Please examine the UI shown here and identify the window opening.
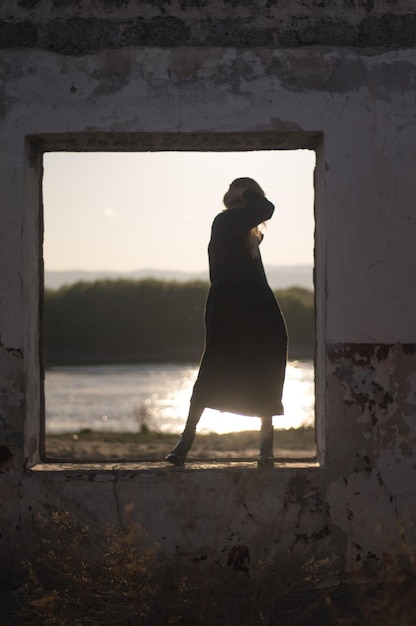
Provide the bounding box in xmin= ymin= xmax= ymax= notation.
xmin=42 ymin=148 xmax=317 ymax=463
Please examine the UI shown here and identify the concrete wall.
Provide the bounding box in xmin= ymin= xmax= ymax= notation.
xmin=1 ymin=1 xmax=416 ymax=584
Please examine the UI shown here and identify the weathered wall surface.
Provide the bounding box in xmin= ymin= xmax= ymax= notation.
xmin=1 ymin=1 xmax=416 ymax=585
xmin=2 ymin=0 xmax=416 ymax=52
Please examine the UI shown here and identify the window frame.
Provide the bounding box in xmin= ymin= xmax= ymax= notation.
xmin=23 ymin=131 xmax=324 ymax=468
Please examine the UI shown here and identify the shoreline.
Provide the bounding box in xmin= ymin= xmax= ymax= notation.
xmin=45 ymin=427 xmax=316 ymax=461
xmin=45 ymin=350 xmax=314 ymax=368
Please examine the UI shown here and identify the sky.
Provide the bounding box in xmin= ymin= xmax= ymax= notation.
xmin=42 ymin=150 xmax=316 ymax=273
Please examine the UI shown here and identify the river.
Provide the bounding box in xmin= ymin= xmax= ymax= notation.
xmin=45 ymin=359 xmax=314 ymax=435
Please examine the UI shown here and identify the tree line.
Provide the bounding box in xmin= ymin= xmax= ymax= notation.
xmin=44 ymin=279 xmax=315 ymax=365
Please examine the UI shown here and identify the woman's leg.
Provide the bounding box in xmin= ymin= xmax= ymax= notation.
xmin=258 ymin=415 xmax=274 ymax=468
xmin=165 ymin=403 xmax=204 ymax=466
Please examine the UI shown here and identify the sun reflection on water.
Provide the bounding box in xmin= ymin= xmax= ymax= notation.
xmin=156 ymin=360 xmax=314 ymax=434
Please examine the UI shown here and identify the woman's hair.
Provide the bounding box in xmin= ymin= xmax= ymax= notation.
xmin=223 ymin=177 xmax=266 ymax=258
xmin=223 ymin=177 xmax=265 ymax=209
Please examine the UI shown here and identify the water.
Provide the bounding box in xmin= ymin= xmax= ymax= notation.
xmin=45 ymin=360 xmax=314 ymax=435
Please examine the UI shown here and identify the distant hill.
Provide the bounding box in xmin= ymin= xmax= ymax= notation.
xmin=44 ymin=265 xmax=314 ymax=291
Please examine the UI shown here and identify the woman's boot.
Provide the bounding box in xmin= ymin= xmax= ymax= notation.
xmin=165 ymin=429 xmax=196 ymax=466
xmin=165 ymin=404 xmax=202 ymax=466
xmin=258 ymin=417 xmax=274 ymax=468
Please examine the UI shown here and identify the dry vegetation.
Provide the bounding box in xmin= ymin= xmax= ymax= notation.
xmin=3 ymin=509 xmax=416 ymax=625
xmin=45 ymin=427 xmax=316 ymax=462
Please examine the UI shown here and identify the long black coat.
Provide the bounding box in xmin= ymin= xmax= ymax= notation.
xmin=191 ymin=188 xmax=288 ymax=417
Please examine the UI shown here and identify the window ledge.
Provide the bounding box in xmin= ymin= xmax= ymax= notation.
xmin=29 ymin=459 xmax=320 ymax=473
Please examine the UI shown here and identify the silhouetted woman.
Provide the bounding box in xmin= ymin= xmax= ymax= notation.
xmin=166 ymin=178 xmax=288 ymax=467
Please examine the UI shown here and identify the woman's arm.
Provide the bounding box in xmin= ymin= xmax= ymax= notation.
xmin=212 ymin=188 xmax=275 ymax=238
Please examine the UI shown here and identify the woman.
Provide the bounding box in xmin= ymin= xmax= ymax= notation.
xmin=166 ymin=177 xmax=288 ymax=467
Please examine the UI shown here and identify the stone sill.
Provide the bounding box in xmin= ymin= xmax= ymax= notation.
xmin=30 ymin=460 xmax=320 ymax=473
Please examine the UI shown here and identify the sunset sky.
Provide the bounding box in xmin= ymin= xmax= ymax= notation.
xmin=42 ymin=149 xmax=316 ymax=273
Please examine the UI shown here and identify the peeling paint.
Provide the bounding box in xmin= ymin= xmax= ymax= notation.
xmin=0 ymin=446 xmax=12 ymax=466
xmin=0 ymin=342 xmax=25 ymax=452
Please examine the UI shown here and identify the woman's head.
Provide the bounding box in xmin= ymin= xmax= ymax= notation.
xmin=230 ymin=177 xmax=265 ymax=194
xmin=222 ymin=177 xmax=267 ymax=257
xmin=223 ymin=177 xmax=265 ymax=209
